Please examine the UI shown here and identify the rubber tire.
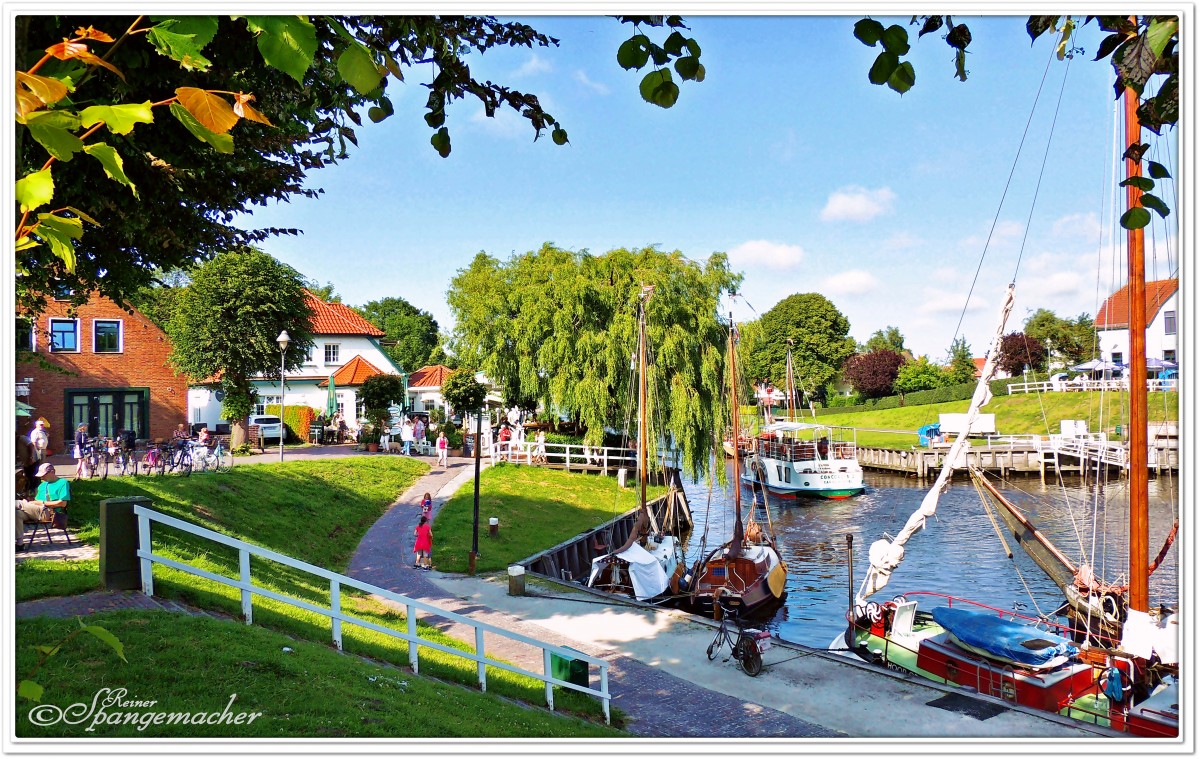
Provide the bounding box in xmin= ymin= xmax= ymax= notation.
xmin=154 ymin=452 xmax=166 ymax=477
xmin=98 ymin=453 xmax=109 ymax=480
xmin=736 ymin=638 xmax=763 ymax=677
xmin=178 ymin=451 xmax=192 ymax=476
xmin=707 ymin=636 xmax=721 ymax=661
xmin=217 ymin=453 xmax=232 ymax=473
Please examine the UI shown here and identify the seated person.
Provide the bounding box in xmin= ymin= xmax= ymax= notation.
xmin=196 ymin=427 xmax=213 ymax=449
xmin=171 ymin=423 xmax=191 ymax=450
xmin=17 ymin=463 xmax=70 ymax=550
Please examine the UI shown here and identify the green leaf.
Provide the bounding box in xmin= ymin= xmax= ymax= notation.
xmin=1148 ymin=160 xmax=1171 ymax=179
xmin=80 ymin=622 xmax=127 ymax=662
xmin=1120 ymin=176 xmax=1155 ymax=191
xmin=430 ymin=126 xmax=451 ymax=158
xmin=33 ymin=644 xmax=61 ymax=656
xmin=1139 ymin=193 xmax=1170 ymax=218
xmin=674 ymin=55 xmax=701 ymax=81
xmin=38 ymin=213 xmax=84 ymax=241
xmin=1120 ymin=207 xmax=1151 ymax=229
xmin=887 ymin=61 xmax=916 ymax=94
xmin=146 ymin=25 xmax=213 ymax=70
xmin=879 ymin=25 xmax=911 ymax=55
xmin=552 ymin=127 xmax=568 ymax=146
xmin=25 ymin=116 xmax=84 ymax=162
xmin=243 ymin=16 xmax=318 ymax=84
xmin=170 ymin=102 xmax=234 ymax=153
xmin=84 ymin=144 xmax=138 ymax=196
xmin=648 ymin=44 xmax=670 ymax=67
xmin=79 ymin=102 xmax=154 ymax=135
xmin=16 ymin=168 xmax=54 ymax=214
xmin=663 ymin=31 xmax=687 ymax=56
xmin=868 ymin=51 xmax=900 ymax=85
xmin=617 ymin=35 xmax=651 ymax=70
xmin=1026 ymin=16 xmax=1060 ymax=41
xmin=1146 ymin=17 xmax=1178 ymax=58
xmin=854 ymin=18 xmax=885 ymax=47
xmin=424 ymin=109 xmax=445 ymax=128
xmin=684 ymin=38 xmax=701 ymax=57
xmin=151 ymin=16 xmax=219 ymax=49
xmin=18 ymin=680 xmax=44 ymax=703
xmin=337 ymin=44 xmax=382 ymax=96
xmin=639 ymin=69 xmax=679 ymax=108
xmin=693 ymin=63 xmax=706 ymax=83
xmin=34 ymin=214 xmax=80 ymax=271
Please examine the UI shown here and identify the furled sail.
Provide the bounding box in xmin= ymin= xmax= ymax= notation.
xmin=856 ymin=284 xmax=1015 ymax=605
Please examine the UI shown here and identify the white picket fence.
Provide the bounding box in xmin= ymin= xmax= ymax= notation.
xmin=133 ymin=505 xmax=612 ymax=723
xmin=1007 ymin=378 xmax=1177 ymax=394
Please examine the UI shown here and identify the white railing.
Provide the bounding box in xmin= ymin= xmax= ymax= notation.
xmin=1007 ymin=378 xmax=1176 ymax=394
xmin=133 ymin=505 xmax=611 ymax=723
xmin=484 ymin=440 xmax=680 ymax=471
xmin=1043 ymin=435 xmax=1128 ymax=469
xmin=981 ymin=434 xmax=1042 ymax=449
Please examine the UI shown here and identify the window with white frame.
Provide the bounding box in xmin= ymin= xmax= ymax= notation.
xmin=1164 ymin=310 xmax=1177 ymax=335
xmin=304 ymin=345 xmax=316 ymax=364
xmin=255 ymin=395 xmax=281 ymax=416
xmin=1112 ymin=352 xmax=1124 ymax=367
xmin=48 ymin=318 xmax=79 ymax=352
xmin=93 ymin=319 xmax=122 ymax=353
xmin=324 ymin=343 xmax=341 ymax=364
xmin=1164 ymin=350 xmax=1176 ymax=364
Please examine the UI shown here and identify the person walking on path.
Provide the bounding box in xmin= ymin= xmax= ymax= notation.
xmin=73 ymin=423 xmax=90 ymax=479
xmin=400 ymin=418 xmax=415 ymax=456
xmin=29 ymin=419 xmax=50 ymax=465
xmin=534 ymin=429 xmax=547 ymax=464
xmin=413 ymin=515 xmax=433 ymax=570
xmin=436 ymin=431 xmax=448 ymax=467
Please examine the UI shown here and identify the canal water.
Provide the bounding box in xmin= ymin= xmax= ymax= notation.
xmin=679 ymin=465 xmax=1180 ymax=648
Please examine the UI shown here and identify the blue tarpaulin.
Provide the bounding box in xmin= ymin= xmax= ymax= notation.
xmin=932 ymin=606 xmax=1078 ymax=668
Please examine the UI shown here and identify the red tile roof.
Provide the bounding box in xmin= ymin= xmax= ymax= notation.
xmin=973 ymin=358 xmax=987 ymax=378
xmin=304 ymin=291 xmax=385 ymax=336
xmin=319 ymin=355 xmax=385 ymax=387
xmin=408 ymin=364 xmax=453 ymax=388
xmin=1095 ymin=279 xmax=1178 ymax=329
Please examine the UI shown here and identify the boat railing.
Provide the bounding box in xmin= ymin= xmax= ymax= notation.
xmin=756 ymin=439 xmax=856 ymax=464
xmin=896 ymin=591 xmax=1077 ymax=638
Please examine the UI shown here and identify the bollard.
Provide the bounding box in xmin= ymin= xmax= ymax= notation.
xmin=617 ymin=468 xmax=629 ymax=488
xmin=508 ymin=564 xmax=526 ymax=596
xmin=489 ymin=517 xmax=499 ymax=537
xmin=99 ymin=496 xmax=151 ymax=590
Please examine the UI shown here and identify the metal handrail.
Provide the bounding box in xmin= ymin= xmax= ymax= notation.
xmin=133 ymin=505 xmax=611 ymax=723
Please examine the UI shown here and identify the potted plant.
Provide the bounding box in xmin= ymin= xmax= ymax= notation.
xmin=359 ymin=424 xmax=381 ymax=452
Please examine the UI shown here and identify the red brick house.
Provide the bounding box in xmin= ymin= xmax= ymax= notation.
xmin=17 ymin=293 xmax=189 ymax=447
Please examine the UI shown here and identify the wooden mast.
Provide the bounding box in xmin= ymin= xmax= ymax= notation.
xmin=639 ymin=286 xmax=652 ymax=517
xmin=1124 ymin=83 xmax=1149 ymax=613
xmin=785 ymin=339 xmax=796 ymax=421
xmin=728 ymin=313 xmax=745 ymax=555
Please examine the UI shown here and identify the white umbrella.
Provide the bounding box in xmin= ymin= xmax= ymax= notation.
xmin=1071 ymin=358 xmax=1119 ymax=372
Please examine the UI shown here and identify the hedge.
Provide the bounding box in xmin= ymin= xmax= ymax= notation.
xmin=811 ymin=373 xmax=1057 ymax=416
xmin=264 ymin=404 xmax=315 ymax=443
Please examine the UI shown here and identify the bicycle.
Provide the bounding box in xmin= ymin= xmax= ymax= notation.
xmin=192 ymin=440 xmax=231 ymax=473
xmin=705 ymin=594 xmax=770 ymax=677
xmin=83 ymin=438 xmax=109 ymax=480
xmin=112 ymin=440 xmax=137 ymax=477
xmin=166 ymin=441 xmax=192 ymax=476
xmin=140 ymin=444 xmax=167 ymax=476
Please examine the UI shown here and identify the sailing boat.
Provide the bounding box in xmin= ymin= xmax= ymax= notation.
xmin=838 ymin=81 xmax=1178 ymax=736
xmin=585 ymin=286 xmax=686 ymax=602
xmin=685 ymin=314 xmax=788 ymax=619
xmin=742 ymin=342 xmax=866 ymax=499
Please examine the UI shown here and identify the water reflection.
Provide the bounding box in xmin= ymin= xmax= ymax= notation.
xmin=680 ymin=464 xmax=1179 ymax=647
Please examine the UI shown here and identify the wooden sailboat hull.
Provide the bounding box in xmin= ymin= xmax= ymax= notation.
xmin=686 ymin=546 xmax=787 ymax=619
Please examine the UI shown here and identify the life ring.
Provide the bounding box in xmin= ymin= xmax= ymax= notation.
xmin=1101 ymin=592 xmax=1128 ymax=625
xmin=865 ymin=601 xmax=883 ymax=623
xmin=891 ymin=595 xmax=908 ymax=605
xmin=1099 ymin=666 xmax=1133 ymax=704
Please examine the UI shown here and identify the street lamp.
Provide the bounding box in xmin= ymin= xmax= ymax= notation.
xmin=277 ymin=330 xmax=290 ymax=463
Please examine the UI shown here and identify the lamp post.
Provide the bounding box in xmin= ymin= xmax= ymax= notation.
xmin=277 ymin=330 xmax=290 ymax=463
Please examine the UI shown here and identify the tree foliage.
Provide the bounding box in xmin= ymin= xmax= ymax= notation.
xmin=358 ymin=374 xmax=407 ymax=427
xmin=945 ymin=336 xmax=977 ymax=385
xmin=440 ymin=369 xmax=487 ymax=413
xmin=742 ymin=293 xmax=856 ymax=404
xmin=447 ymin=244 xmax=739 ymax=479
xmin=893 ymin=356 xmax=947 ymax=395
xmin=167 ymin=249 xmax=314 ymax=441
xmin=1023 ymin=308 xmax=1095 ymax=365
xmin=863 ymin=325 xmax=907 ymax=354
xmin=997 ymin=332 xmax=1048 ymax=377
xmin=15 ymin=15 xmax=703 ymax=319
xmin=843 ymin=350 xmax=905 ymax=399
xmin=356 ymin=297 xmax=440 ymax=374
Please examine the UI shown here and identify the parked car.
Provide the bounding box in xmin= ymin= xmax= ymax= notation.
xmin=248 ymin=414 xmax=284 ymax=442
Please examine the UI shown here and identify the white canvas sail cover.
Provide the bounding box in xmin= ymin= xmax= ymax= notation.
xmin=857 ymin=284 xmax=1016 ymax=604
xmin=587 ymin=542 xmax=670 ymax=601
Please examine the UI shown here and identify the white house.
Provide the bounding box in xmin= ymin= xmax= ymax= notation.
xmin=1095 ymin=278 xmax=1179 ymax=370
xmin=188 ymin=292 xmax=405 ymax=429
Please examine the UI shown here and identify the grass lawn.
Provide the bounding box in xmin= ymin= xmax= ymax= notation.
xmin=433 ymin=463 xmax=665 ymax=574
xmin=815 ymin=391 xmax=1178 ymax=449
xmin=16 ymin=456 xmax=613 ymax=727
xmin=15 ymin=611 xmax=619 ymax=738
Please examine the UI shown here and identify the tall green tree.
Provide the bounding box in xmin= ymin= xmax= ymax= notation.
xmin=863 ymin=326 xmax=907 ymax=354
xmin=743 ymin=294 xmax=856 ymax=404
xmin=16 ymin=15 xmax=704 ymax=318
xmin=893 ymin=356 xmax=946 ymax=395
xmin=448 ymin=244 xmax=738 ymax=479
xmin=167 ymin=249 xmax=314 ymax=446
xmin=356 ymin=297 xmax=440 ymax=374
xmin=1024 ymin=308 xmax=1096 ymax=365
xmin=945 ymin=336 xmax=977 ymax=384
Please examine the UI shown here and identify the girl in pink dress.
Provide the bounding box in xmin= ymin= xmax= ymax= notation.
xmin=413 ymin=516 xmax=433 ymax=570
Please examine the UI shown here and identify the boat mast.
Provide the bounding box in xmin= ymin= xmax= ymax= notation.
xmin=729 ymin=313 xmax=745 ymax=554
xmin=785 ymin=339 xmax=796 ymax=421
xmin=639 ymin=286 xmax=653 ymax=516
xmin=1124 ymin=81 xmax=1149 ymax=612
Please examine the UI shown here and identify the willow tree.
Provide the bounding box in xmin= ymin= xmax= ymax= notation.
xmin=448 ymin=244 xmax=739 ymax=480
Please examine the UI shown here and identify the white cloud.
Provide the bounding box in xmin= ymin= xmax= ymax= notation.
xmin=820 ymin=269 xmax=879 ymax=296
xmin=819 ymin=186 xmax=895 ymax=222
xmin=917 ymin=291 xmax=989 ymax=315
xmin=931 ymin=266 xmax=959 ymax=284
xmin=469 ymin=106 xmax=527 ymax=140
xmin=574 ymin=70 xmax=610 ymax=95
xmin=882 ymin=231 xmax=922 ymax=251
xmin=727 ymin=240 xmax=805 ymax=270
xmin=1051 ymin=212 xmax=1102 ymax=242
xmin=514 ymin=54 xmax=552 ymax=77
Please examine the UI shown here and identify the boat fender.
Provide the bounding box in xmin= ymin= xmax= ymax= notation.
xmin=1100 ymin=667 xmax=1133 ymax=704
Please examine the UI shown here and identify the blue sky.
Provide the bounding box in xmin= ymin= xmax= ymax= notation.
xmin=240 ymin=15 xmax=1179 ymax=360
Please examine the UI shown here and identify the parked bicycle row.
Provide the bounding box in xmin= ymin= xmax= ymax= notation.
xmin=71 ymin=424 xmax=232 ymax=479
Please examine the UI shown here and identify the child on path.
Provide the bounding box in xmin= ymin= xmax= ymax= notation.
xmin=420 ymin=492 xmax=433 ymax=519
xmin=413 ymin=516 xmax=433 ymax=570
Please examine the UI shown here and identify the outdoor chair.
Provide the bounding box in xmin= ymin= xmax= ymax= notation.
xmin=24 ymin=507 xmax=72 ymax=548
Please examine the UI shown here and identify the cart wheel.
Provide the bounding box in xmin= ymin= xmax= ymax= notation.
xmin=707 ymin=636 xmax=721 ymax=661
xmin=737 ymin=638 xmax=763 ymax=677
